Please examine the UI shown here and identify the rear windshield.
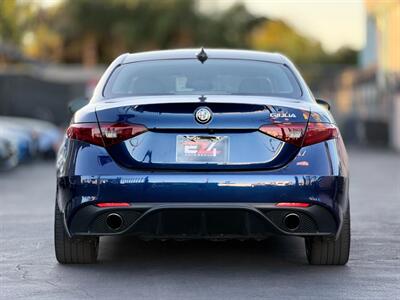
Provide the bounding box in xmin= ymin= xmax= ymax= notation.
xmin=104 ymin=59 xmax=302 ymax=99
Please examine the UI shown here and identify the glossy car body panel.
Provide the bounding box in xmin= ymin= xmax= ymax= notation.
xmin=57 ymin=138 xmax=348 ymax=236
xmin=57 ymin=49 xmax=349 ymax=240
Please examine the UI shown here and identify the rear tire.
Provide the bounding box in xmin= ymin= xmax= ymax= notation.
xmin=54 ymin=201 xmax=99 ymax=264
xmin=305 ymin=205 xmax=350 ymax=265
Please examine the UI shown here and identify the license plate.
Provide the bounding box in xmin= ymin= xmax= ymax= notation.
xmin=176 ymin=136 xmax=229 ymax=163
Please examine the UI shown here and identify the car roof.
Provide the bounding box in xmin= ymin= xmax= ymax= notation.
xmin=122 ymin=48 xmax=287 ymax=64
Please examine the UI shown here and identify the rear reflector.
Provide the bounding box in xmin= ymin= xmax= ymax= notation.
xmin=67 ymin=123 xmax=147 ymax=146
xmin=276 ymin=202 xmax=311 ymax=207
xmin=259 ymin=122 xmax=338 ymax=147
xmin=96 ymin=202 xmax=130 ymax=208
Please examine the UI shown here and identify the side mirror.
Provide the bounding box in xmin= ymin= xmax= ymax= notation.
xmin=68 ymin=98 xmax=89 ymax=114
xmin=316 ymin=98 xmax=331 ymax=111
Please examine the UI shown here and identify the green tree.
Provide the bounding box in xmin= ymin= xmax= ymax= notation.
xmin=248 ymin=19 xmax=326 ymax=64
xmin=0 ymin=0 xmax=33 ymax=45
xmin=5 ymin=0 xmax=357 ymax=67
xmin=331 ymin=47 xmax=358 ymax=64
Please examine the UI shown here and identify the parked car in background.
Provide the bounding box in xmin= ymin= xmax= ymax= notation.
xmin=0 ymin=136 xmax=18 ymax=170
xmin=0 ymin=116 xmax=63 ymax=170
xmin=0 ymin=117 xmax=63 ymax=159
xmin=0 ymin=126 xmax=35 ymax=163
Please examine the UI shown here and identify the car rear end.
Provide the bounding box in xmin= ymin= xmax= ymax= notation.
xmin=55 ymin=49 xmax=350 ymax=264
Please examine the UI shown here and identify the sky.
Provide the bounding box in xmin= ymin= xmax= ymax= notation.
xmin=200 ymin=0 xmax=366 ymax=53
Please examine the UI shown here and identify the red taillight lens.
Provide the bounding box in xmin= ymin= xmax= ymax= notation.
xmin=99 ymin=123 xmax=147 ymax=146
xmin=66 ymin=123 xmax=103 ymax=146
xmin=259 ymin=123 xmax=306 ymax=147
xmin=302 ymin=123 xmax=338 ymax=146
xmin=259 ymin=122 xmax=338 ymax=147
xmin=67 ymin=123 xmax=147 ymax=146
xmin=276 ymin=202 xmax=310 ymax=207
xmin=96 ymin=202 xmax=130 ymax=208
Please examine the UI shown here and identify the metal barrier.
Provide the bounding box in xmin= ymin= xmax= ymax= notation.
xmin=0 ymin=72 xmax=85 ymax=126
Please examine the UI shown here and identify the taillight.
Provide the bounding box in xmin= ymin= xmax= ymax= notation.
xmin=67 ymin=123 xmax=147 ymax=146
xmin=259 ymin=123 xmax=306 ymax=147
xmin=302 ymin=123 xmax=338 ymax=146
xmin=66 ymin=123 xmax=103 ymax=146
xmin=259 ymin=122 xmax=338 ymax=147
xmin=99 ymin=123 xmax=147 ymax=146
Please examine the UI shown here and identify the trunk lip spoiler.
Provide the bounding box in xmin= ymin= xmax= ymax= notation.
xmin=94 ymin=95 xmax=312 ymax=112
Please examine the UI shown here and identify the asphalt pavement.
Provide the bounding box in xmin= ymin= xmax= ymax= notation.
xmin=0 ymin=148 xmax=399 ymax=299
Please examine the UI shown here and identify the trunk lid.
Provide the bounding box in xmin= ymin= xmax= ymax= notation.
xmin=95 ymin=95 xmax=311 ymax=170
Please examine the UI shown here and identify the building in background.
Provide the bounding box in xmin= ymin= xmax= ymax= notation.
xmin=334 ymin=0 xmax=400 ymax=150
xmin=363 ymin=0 xmax=400 ymax=151
xmin=361 ymin=0 xmax=400 ymax=76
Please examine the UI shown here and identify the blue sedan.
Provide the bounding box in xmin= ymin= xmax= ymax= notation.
xmin=55 ymin=49 xmax=350 ymax=265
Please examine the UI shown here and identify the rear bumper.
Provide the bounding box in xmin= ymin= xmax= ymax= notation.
xmin=58 ymin=172 xmax=347 ymax=234
xmin=57 ymin=139 xmax=349 ymax=239
xmin=68 ymin=202 xmax=337 ymax=239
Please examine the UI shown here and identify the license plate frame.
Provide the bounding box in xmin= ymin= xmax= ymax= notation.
xmin=176 ymin=135 xmax=229 ymax=163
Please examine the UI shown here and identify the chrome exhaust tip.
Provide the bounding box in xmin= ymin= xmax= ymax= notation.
xmin=106 ymin=213 xmax=123 ymax=230
xmin=284 ymin=213 xmax=300 ymax=231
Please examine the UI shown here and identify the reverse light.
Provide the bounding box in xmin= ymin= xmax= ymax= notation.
xmin=259 ymin=122 xmax=338 ymax=147
xmin=96 ymin=202 xmax=130 ymax=208
xmin=276 ymin=202 xmax=311 ymax=208
xmin=67 ymin=123 xmax=147 ymax=146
